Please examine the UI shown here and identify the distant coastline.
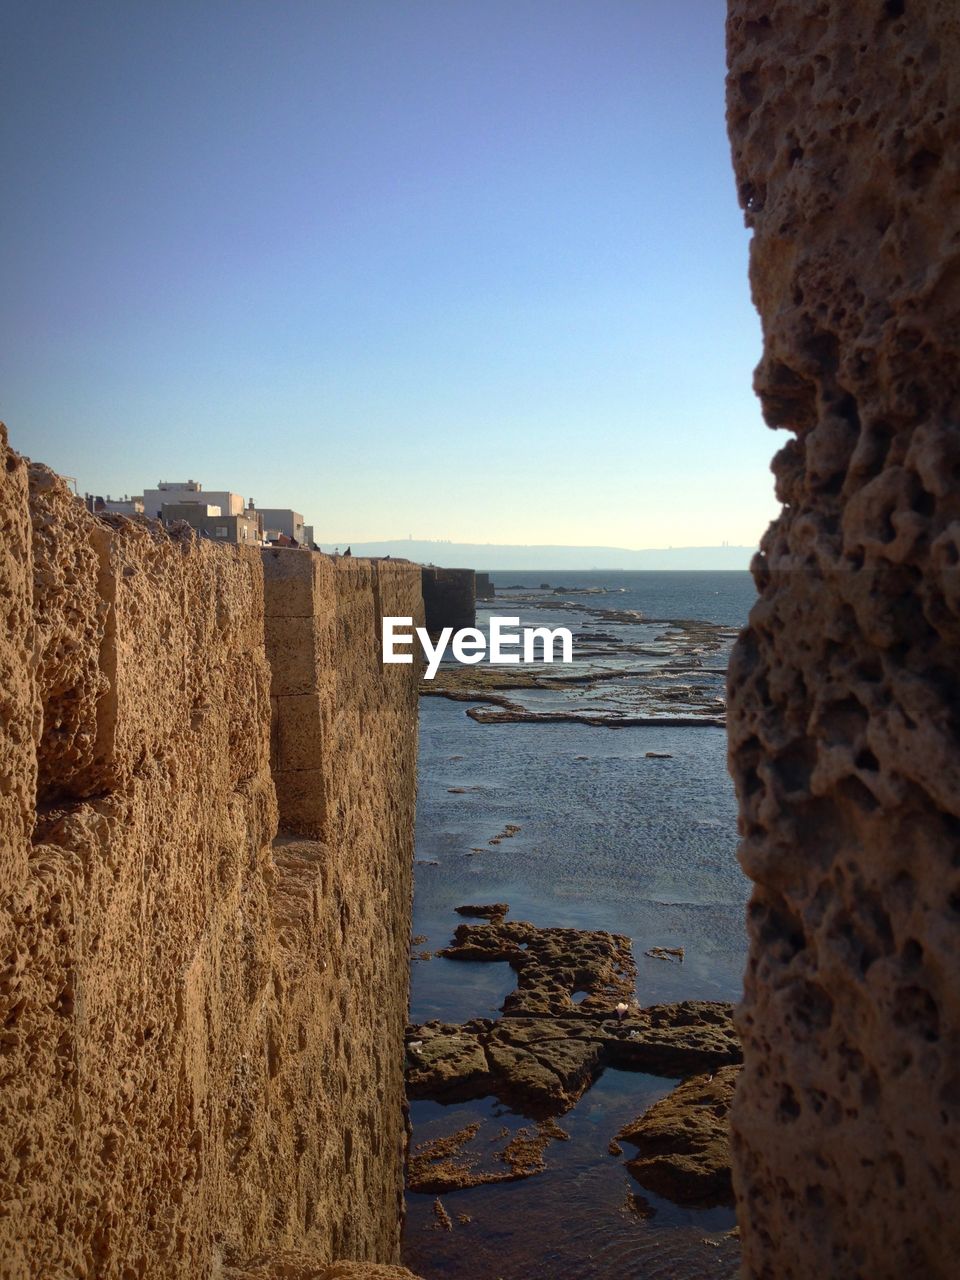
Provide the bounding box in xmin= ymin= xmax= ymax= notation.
xmin=313 ymin=540 xmax=757 ymax=571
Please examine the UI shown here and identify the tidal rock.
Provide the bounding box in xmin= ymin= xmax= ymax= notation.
xmin=605 ymin=1001 xmax=741 ymax=1077
xmin=454 ymin=902 xmax=509 ymax=920
xmin=617 ymin=1064 xmax=741 ymax=1206
xmin=437 ymin=918 xmax=636 ymax=1016
xmin=406 ymin=1004 xmax=740 ymax=1116
xmin=407 ymin=1117 xmax=569 ymax=1193
xmin=407 ymin=917 xmax=739 ymax=1117
xmin=644 ymin=945 xmax=684 ymax=962
xmin=406 ymin=1024 xmax=493 ymax=1101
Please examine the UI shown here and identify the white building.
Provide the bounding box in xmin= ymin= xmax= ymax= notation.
xmin=258 ymin=508 xmax=305 ymax=543
xmin=141 ymin=480 xmax=243 ymax=521
xmin=85 ymin=493 xmax=144 ymax=516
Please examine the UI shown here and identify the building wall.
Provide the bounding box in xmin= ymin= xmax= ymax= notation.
xmin=0 ymin=427 xmax=423 ymax=1279
xmin=161 ymin=504 xmax=262 ymax=545
xmin=143 ymin=485 xmax=244 ymax=518
xmin=725 ymin=5 xmax=960 ymax=1276
xmin=259 ymin=508 xmax=305 ymax=542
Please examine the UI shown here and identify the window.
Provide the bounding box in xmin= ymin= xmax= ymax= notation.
xmin=215 ymin=526 xmax=228 ymax=538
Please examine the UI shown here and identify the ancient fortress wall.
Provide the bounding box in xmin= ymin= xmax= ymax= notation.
xmin=0 ymin=426 xmax=422 ymax=1279
xmin=726 ymin=4 xmax=960 ymax=1277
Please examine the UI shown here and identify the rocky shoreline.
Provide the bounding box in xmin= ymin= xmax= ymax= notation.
xmin=405 ymin=909 xmax=741 ymax=1207
xmin=419 ymin=593 xmax=736 ymax=726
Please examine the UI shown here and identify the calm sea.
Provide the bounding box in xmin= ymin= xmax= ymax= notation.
xmin=486 ymin=568 xmax=757 ymax=627
xmin=403 ymin=569 xmax=755 ymax=1280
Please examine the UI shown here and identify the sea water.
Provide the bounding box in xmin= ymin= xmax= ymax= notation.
xmin=402 ymin=570 xmax=755 ymax=1280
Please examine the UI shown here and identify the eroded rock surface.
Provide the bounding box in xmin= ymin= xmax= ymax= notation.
xmin=618 ymin=1064 xmax=741 ymax=1206
xmin=0 ymin=431 xmax=424 ymax=1277
xmin=406 ymin=1117 xmax=569 ymax=1193
xmin=225 ymin=1259 xmax=424 ymax=1280
xmin=408 ymin=1004 xmax=740 ymax=1117
xmin=420 ymin=603 xmax=733 ymax=726
xmin=726 ymin=3 xmax=960 ymax=1276
xmin=453 ymin=902 xmax=509 ymax=920
xmin=407 ymin=914 xmax=740 ymax=1116
xmin=438 ymin=917 xmax=636 ymax=1015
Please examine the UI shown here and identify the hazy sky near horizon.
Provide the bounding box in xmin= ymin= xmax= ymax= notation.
xmin=1 ymin=0 xmax=780 ymax=548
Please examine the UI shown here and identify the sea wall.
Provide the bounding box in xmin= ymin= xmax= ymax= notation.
xmin=420 ymin=566 xmax=476 ymax=632
xmin=726 ymin=4 xmax=960 ymax=1277
xmin=0 ymin=427 xmax=423 ymax=1278
xmin=259 ymin=549 xmax=425 ymax=1265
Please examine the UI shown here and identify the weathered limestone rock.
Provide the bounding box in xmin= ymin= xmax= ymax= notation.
xmin=224 ymin=1257 xmax=422 ymax=1280
xmin=453 ymin=902 xmax=509 ymax=920
xmin=0 ymin=427 xmax=37 ymax=893
xmin=726 ymin=4 xmax=960 ymax=1276
xmin=407 ymin=916 xmax=740 ymax=1115
xmin=261 ymin=550 xmax=425 ymax=1266
xmin=617 ymin=1064 xmax=740 ymax=1206
xmin=406 ymin=1117 xmax=569 ymax=1193
xmin=437 ymin=917 xmax=637 ymax=1016
xmin=0 ymin=433 xmax=425 ymax=1277
xmin=408 ymin=1002 xmax=740 ymax=1117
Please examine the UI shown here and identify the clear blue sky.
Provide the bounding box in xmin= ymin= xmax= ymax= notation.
xmin=1 ymin=0 xmax=778 ymax=548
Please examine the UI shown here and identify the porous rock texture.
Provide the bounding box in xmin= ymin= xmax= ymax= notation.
xmin=224 ymin=1258 xmax=422 ymax=1280
xmin=406 ymin=914 xmax=740 ymax=1116
xmin=617 ymin=1064 xmax=741 ymax=1206
xmin=0 ymin=427 xmax=425 ymax=1279
xmin=726 ymin=4 xmax=960 ymax=1278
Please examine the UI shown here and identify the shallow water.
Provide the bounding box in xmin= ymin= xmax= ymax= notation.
xmin=402 ymin=571 xmax=754 ymax=1279
xmin=405 ymin=1076 xmax=739 ymax=1280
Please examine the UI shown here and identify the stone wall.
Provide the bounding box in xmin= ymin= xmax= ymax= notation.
xmin=261 ymin=549 xmax=425 ymax=1263
xmin=420 ymin=566 xmax=476 ymax=632
xmin=0 ymin=427 xmax=422 ymax=1278
xmin=725 ymin=4 xmax=960 ymax=1277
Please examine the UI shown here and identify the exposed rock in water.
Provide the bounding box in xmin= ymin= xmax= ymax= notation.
xmin=407 ymin=1117 xmax=569 ymax=1193
xmin=454 ymin=902 xmax=509 ymax=920
xmin=419 ymin=617 xmax=732 ymax=726
xmin=465 ymin=707 xmax=726 ymax=728
xmin=617 ymin=1064 xmax=741 ymax=1206
xmin=487 ymin=823 xmax=521 ymax=845
xmin=644 ymin=945 xmax=684 ymax=963
xmin=437 ymin=917 xmax=637 ymax=1016
xmin=406 ymin=914 xmax=739 ymax=1116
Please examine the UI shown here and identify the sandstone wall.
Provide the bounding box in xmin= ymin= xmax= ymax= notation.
xmin=261 ymin=549 xmax=424 ymax=1263
xmin=0 ymin=427 xmax=423 ymax=1278
xmin=726 ymin=5 xmax=960 ymax=1278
